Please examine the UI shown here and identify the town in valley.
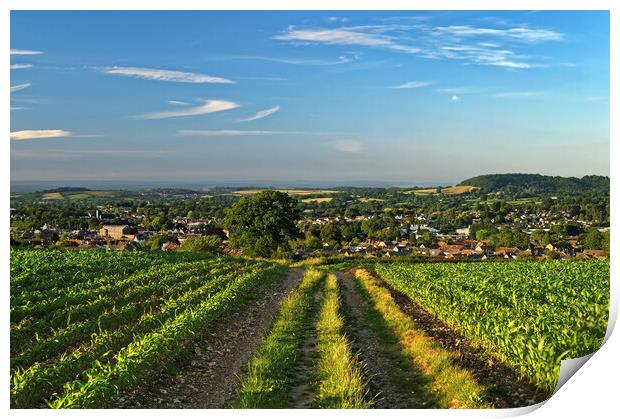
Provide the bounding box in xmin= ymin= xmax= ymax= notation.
xmin=10 ymin=174 xmax=610 ymax=262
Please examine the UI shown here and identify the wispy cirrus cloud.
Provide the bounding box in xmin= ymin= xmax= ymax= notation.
xmin=331 ymin=139 xmax=363 ymax=153
xmin=178 ymin=130 xmax=288 ymax=137
xmin=325 ymin=16 xmax=350 ymax=24
xmin=10 ymin=64 xmax=33 ymax=70
xmin=438 ymin=45 xmax=532 ymax=69
xmin=438 ymin=86 xmax=487 ymax=95
xmin=10 ymin=130 xmax=72 ymax=140
xmin=238 ymin=105 xmax=281 ymax=122
xmin=209 ymin=54 xmax=354 ymax=66
xmin=137 ymin=100 xmax=239 ymax=120
xmin=177 ymin=129 xmax=350 ymax=137
xmin=434 ymin=25 xmax=563 ymax=42
xmin=492 ymin=91 xmax=544 ymax=98
xmin=168 ymin=100 xmax=191 ymax=106
xmin=274 ymin=25 xmax=422 ymax=54
xmin=101 ymin=66 xmax=235 ymax=84
xmin=275 ymin=20 xmax=563 ymax=70
xmin=11 ymin=83 xmax=31 ymax=93
xmin=437 ymin=86 xmax=544 ymax=100
xmin=390 ymin=81 xmax=432 ymax=89
xmin=10 ymin=49 xmax=43 ymax=55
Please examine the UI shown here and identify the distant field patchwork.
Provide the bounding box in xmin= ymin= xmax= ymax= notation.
xmin=232 ymin=189 xmax=339 ymax=196
xmin=441 ymin=186 xmax=479 ymax=195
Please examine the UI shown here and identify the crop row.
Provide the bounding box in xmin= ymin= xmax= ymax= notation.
xmin=11 ymin=263 xmax=253 ymax=368
xmin=11 ymin=260 xmax=239 ymax=352
xmin=11 ymin=249 xmax=203 ymax=293
xmin=10 ymin=262 xmax=270 ymax=408
xmin=374 ymin=260 xmax=610 ymax=392
xmin=44 ymin=264 xmax=286 ymax=408
xmin=10 ymin=249 xmax=280 ymax=408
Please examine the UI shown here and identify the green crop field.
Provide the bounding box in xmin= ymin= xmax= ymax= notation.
xmin=9 ymin=249 xmax=610 ymax=409
xmin=375 ymin=261 xmax=610 ymax=392
xmin=10 ymin=249 xmax=285 ymax=408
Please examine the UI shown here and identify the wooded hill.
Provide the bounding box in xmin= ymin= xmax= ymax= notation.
xmin=459 ymin=174 xmax=609 ymax=195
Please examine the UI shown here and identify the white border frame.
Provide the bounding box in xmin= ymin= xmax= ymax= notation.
xmin=3 ymin=2 xmax=616 ymax=418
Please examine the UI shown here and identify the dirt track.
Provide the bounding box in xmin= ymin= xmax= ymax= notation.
xmin=118 ymin=267 xmax=549 ymax=409
xmin=118 ymin=268 xmax=303 ymax=408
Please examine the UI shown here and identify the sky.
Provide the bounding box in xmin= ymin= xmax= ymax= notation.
xmin=10 ymin=10 xmax=610 ymax=186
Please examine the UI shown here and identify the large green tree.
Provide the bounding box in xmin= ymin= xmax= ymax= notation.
xmin=223 ymin=190 xmax=301 ymax=258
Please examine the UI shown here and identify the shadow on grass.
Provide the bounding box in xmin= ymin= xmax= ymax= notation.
xmin=344 ymin=276 xmax=441 ymax=408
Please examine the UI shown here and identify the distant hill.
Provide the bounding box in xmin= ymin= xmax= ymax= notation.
xmin=459 ymin=174 xmax=609 ymax=195
xmin=41 ymin=187 xmax=91 ymax=193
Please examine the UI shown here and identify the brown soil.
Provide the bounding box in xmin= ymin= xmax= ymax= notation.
xmin=366 ymin=269 xmax=551 ymax=408
xmin=337 ymin=272 xmax=433 ymax=408
xmin=118 ymin=268 xmax=304 ymax=409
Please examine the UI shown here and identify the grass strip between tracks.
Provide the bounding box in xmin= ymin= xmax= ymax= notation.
xmin=236 ymin=268 xmax=324 ymax=408
xmin=313 ymin=273 xmax=371 ymax=408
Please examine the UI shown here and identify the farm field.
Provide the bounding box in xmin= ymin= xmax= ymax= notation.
xmin=39 ymin=190 xmax=115 ymax=201
xmin=231 ymin=189 xmax=338 ymax=196
xmin=375 ymin=261 xmax=610 ymax=392
xmin=441 ymin=185 xmax=479 ymax=195
xmin=404 ymin=188 xmax=438 ymax=195
xmin=10 ymin=249 xmax=287 ymax=408
xmin=402 ymin=186 xmax=478 ymax=195
xmin=9 ymin=250 xmax=609 ymax=409
xmin=301 ymin=197 xmax=334 ymax=203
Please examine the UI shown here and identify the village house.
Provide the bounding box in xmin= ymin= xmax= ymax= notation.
xmin=578 ymin=249 xmax=608 ymax=260
xmin=99 ymin=225 xmax=136 ymax=241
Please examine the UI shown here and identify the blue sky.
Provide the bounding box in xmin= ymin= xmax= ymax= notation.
xmin=10 ymin=10 xmax=609 ymax=185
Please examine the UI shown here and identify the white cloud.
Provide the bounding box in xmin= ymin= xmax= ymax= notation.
xmin=439 ymin=45 xmax=532 ymax=69
xmin=11 ymin=83 xmax=31 ymax=93
xmin=10 ymin=49 xmax=43 ymax=55
xmin=10 ymin=130 xmax=72 ymax=140
xmin=238 ymin=105 xmax=281 ymax=122
xmin=478 ymin=42 xmax=500 ymax=48
xmin=177 ymin=129 xmax=347 ymax=137
xmin=331 ymin=139 xmax=363 ymax=153
xmin=101 ymin=66 xmax=235 ymax=84
xmin=274 ymin=26 xmax=422 ymax=54
xmin=326 ymin=17 xmax=350 ymax=24
xmin=168 ymin=100 xmax=191 ymax=106
xmin=212 ymin=54 xmax=354 ymax=66
xmin=493 ymin=91 xmax=544 ymax=98
xmin=438 ymin=86 xmax=484 ymax=95
xmin=275 ymin=21 xmax=563 ymax=70
xmin=451 ymin=95 xmax=460 ymax=102
xmin=138 ymin=100 xmax=239 ymax=120
xmin=10 ymin=64 xmax=32 ymax=70
xmin=434 ymin=25 xmax=563 ymax=42
xmin=178 ymin=130 xmax=286 ymax=137
xmin=390 ymin=81 xmax=432 ymax=89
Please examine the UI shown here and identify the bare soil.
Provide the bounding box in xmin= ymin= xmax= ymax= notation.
xmin=118 ymin=268 xmax=304 ymax=409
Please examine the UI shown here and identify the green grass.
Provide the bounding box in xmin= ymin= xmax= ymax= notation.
xmin=236 ymin=268 xmax=325 ymax=408
xmin=354 ymin=269 xmax=491 ymax=409
xmin=313 ymin=273 xmax=371 ymax=408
